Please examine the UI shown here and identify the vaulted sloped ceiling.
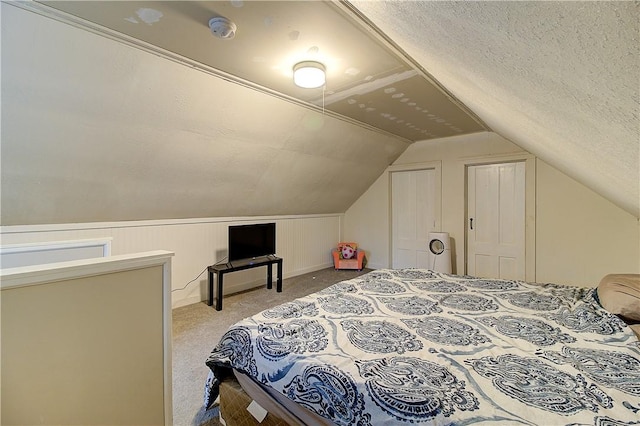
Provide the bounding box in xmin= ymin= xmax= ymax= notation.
xmin=33 ymin=0 xmax=488 ymax=142
xmin=1 ymin=1 xmax=638 ymax=226
xmin=0 ymin=1 xmax=410 ymax=225
xmin=350 ymin=1 xmax=639 ymax=218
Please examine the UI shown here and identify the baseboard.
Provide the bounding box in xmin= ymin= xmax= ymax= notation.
xmin=173 ymin=295 xmax=204 ymax=309
xmin=364 ymin=261 xmax=387 ymax=270
xmin=285 ymin=262 xmax=334 ymax=278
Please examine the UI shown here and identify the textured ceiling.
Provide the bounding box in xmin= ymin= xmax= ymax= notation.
xmin=350 ymin=1 xmax=639 ymax=217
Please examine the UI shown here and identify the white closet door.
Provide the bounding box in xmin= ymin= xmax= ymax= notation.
xmin=392 ymin=169 xmax=436 ymax=269
xmin=467 ymin=162 xmax=525 ymax=280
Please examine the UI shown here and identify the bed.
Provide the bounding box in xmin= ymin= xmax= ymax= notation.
xmin=204 ymin=269 xmax=640 ymax=425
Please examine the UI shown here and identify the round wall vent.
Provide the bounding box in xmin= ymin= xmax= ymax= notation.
xmin=209 ymin=17 xmax=237 ymax=40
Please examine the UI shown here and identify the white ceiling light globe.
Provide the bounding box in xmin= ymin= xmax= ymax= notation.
xmin=293 ymin=61 xmax=326 ymax=88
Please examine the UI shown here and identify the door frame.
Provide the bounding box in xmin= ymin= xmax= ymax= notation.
xmin=462 ymin=154 xmax=536 ymax=282
xmin=388 ymin=161 xmax=442 ymax=269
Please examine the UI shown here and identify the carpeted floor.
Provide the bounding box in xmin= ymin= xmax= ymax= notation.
xmin=171 ymin=267 xmax=371 ymax=426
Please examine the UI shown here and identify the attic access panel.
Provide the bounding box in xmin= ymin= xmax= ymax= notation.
xmin=36 ymin=0 xmax=486 ymax=142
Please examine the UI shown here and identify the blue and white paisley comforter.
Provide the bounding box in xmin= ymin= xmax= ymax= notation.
xmin=205 ymin=269 xmax=640 ymax=425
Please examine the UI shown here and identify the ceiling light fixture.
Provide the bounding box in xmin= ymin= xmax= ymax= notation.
xmin=293 ymin=61 xmax=326 ymax=88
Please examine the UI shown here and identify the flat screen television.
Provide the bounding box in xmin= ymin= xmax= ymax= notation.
xmin=228 ymin=223 xmax=276 ymax=262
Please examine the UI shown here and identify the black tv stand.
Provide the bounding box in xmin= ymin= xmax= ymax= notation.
xmin=207 ymin=255 xmax=282 ymax=311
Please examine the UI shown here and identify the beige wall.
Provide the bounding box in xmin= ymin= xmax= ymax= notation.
xmin=536 ymin=160 xmax=640 ymax=285
xmin=345 ymin=131 xmax=640 ymax=286
xmin=342 ymin=174 xmax=390 ymax=269
xmin=1 ymin=252 xmax=173 ymax=425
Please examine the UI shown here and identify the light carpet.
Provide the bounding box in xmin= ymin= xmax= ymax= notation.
xmin=172 ymin=267 xmax=371 ymax=426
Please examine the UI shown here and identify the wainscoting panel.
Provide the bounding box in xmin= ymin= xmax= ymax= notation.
xmin=0 ymin=214 xmax=343 ymax=308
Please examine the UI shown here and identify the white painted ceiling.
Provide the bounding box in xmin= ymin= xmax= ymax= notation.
xmin=36 ymin=0 xmax=488 ymax=141
xmin=1 ymin=1 xmax=638 ymax=225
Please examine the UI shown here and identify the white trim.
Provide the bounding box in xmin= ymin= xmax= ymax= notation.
xmin=161 ymin=255 xmax=173 ymax=426
xmin=0 ymin=213 xmax=345 ymax=234
xmin=388 ymin=161 xmax=442 ymax=173
xmin=172 ymin=295 xmax=207 ymax=310
xmin=365 ymin=261 xmax=387 ymax=270
xmin=0 ymin=250 xmax=174 ymax=290
xmin=459 ymin=152 xmax=535 ymax=164
xmin=0 ymin=238 xmax=112 ymax=256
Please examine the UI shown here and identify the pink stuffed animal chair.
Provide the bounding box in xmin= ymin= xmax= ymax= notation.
xmin=332 ymin=242 xmax=365 ymax=270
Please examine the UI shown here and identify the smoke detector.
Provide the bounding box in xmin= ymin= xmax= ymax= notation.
xmin=209 ymin=17 xmax=237 ymax=40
